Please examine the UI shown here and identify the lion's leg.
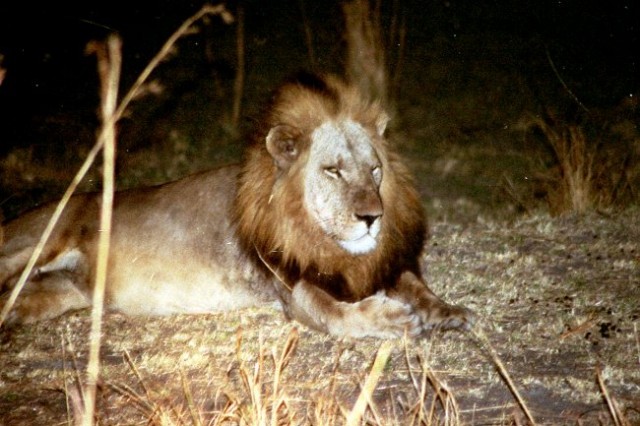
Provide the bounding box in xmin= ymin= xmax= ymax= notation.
xmin=388 ymin=271 xmax=475 ymax=333
xmin=1 ymin=270 xmax=91 ymax=326
xmin=289 ymin=280 xmax=421 ymax=339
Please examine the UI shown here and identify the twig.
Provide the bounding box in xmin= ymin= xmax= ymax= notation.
xmin=635 ymin=323 xmax=640 ymax=366
xmin=82 ymin=32 xmax=121 ymax=426
xmin=545 ymin=47 xmax=589 ymax=113
xmin=559 ymin=316 xmax=596 ymax=340
xmin=231 ymin=3 xmax=245 ymax=128
xmin=181 ymin=368 xmax=203 ymax=426
xmin=596 ymin=365 xmax=627 ymax=426
xmin=254 ymin=244 xmax=292 ymax=291
xmin=472 ymin=327 xmax=538 ymax=425
xmin=346 ymin=340 xmax=394 ymax=426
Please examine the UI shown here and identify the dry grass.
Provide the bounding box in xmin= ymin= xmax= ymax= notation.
xmin=519 ymin=114 xmax=635 ymax=215
xmin=97 ymin=329 xmax=467 ymax=425
xmin=2 ymin=210 xmax=639 ymax=424
xmin=51 ymin=327 xmax=465 ymax=425
xmin=109 ymin=330 xmax=301 ymax=425
xmin=80 ymin=32 xmax=121 ymax=426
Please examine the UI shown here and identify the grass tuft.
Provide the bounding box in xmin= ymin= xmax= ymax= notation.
xmin=520 ymin=114 xmax=635 ymax=215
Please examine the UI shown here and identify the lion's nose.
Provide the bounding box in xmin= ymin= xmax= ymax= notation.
xmin=353 ymin=188 xmax=383 ymax=228
xmin=355 ymin=213 xmax=380 ymax=228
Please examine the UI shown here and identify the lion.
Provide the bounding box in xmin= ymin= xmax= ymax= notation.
xmin=0 ymin=73 xmax=474 ymax=338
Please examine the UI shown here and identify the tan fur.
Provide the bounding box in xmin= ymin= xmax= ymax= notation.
xmin=1 ymin=74 xmax=473 ymax=338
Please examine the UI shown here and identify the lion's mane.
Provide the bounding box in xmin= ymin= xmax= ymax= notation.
xmin=234 ymin=74 xmax=427 ymax=302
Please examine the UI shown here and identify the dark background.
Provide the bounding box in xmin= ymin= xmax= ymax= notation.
xmin=0 ymin=0 xmax=637 ymax=217
xmin=0 ymin=1 xmax=636 ymax=142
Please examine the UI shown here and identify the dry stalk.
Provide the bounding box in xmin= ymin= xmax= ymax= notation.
xmin=313 ymin=396 xmax=341 ymax=426
xmin=236 ymin=333 xmax=266 ymax=425
xmin=346 ymin=340 xmax=394 ymax=426
xmin=403 ymin=336 xmax=460 ymax=426
xmin=109 ymin=352 xmax=166 ymax=423
xmin=61 ymin=334 xmax=73 ymax=426
xmin=311 ymin=344 xmax=348 ymax=425
xmin=111 ymin=352 xmax=216 ymax=425
xmin=545 ymin=48 xmax=590 ymax=113
xmin=180 ymin=369 xmax=204 ymax=426
xmin=122 ymin=349 xmax=153 ymax=402
xmin=537 ymin=117 xmax=594 ymax=214
xmin=0 ymin=6 xmax=234 ymax=425
xmin=81 ymin=33 xmax=121 ymax=426
xmin=635 ymin=323 xmax=640 ymax=366
xmin=61 ymin=331 xmax=88 ymax=426
xmin=428 ymin=368 xmax=461 ymax=426
xmin=596 ymin=365 xmax=630 ymax=426
xmin=270 ymin=328 xmax=298 ymax=426
xmin=231 ymin=3 xmax=245 ymax=128
xmin=233 ymin=328 xmax=298 ymax=426
xmin=0 ymin=4 xmax=232 ymax=329
xmin=472 ymin=327 xmax=538 ymax=425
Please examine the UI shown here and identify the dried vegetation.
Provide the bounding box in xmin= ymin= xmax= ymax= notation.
xmin=514 ymin=113 xmax=637 ymax=216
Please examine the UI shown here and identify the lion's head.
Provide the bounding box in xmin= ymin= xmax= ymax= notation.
xmin=269 ymin=117 xmax=386 ymax=255
xmin=235 ymin=73 xmax=426 ymax=298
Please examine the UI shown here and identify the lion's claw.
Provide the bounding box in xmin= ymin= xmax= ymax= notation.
xmin=421 ymin=303 xmax=476 ymax=333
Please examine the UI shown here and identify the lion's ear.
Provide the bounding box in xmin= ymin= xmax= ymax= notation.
xmin=266 ymin=124 xmax=301 ymax=169
xmin=376 ymin=112 xmax=390 ymax=137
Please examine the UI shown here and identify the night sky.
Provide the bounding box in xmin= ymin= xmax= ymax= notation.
xmin=0 ymin=0 xmax=637 ymax=154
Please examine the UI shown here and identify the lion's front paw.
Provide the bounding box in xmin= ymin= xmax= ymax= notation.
xmin=331 ymin=292 xmax=421 ymax=339
xmin=421 ymin=303 xmax=476 ymax=333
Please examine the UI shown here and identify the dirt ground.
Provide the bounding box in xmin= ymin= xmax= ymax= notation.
xmin=1 ymin=208 xmax=638 ymax=425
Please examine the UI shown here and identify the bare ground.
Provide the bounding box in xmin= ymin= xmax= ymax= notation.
xmin=1 ymin=208 xmax=638 ymax=425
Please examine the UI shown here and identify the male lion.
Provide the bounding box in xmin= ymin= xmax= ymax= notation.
xmin=0 ymin=74 xmax=473 ymax=338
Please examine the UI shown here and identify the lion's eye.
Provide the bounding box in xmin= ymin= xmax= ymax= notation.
xmin=372 ymin=165 xmax=382 ymax=184
xmin=324 ymin=167 xmax=342 ymax=179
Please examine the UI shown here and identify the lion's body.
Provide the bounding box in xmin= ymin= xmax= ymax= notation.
xmin=0 ymin=166 xmax=276 ymax=322
xmin=1 ymin=74 xmax=473 ymax=338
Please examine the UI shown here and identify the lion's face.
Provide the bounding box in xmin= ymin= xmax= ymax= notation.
xmin=301 ymin=119 xmax=385 ymax=255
